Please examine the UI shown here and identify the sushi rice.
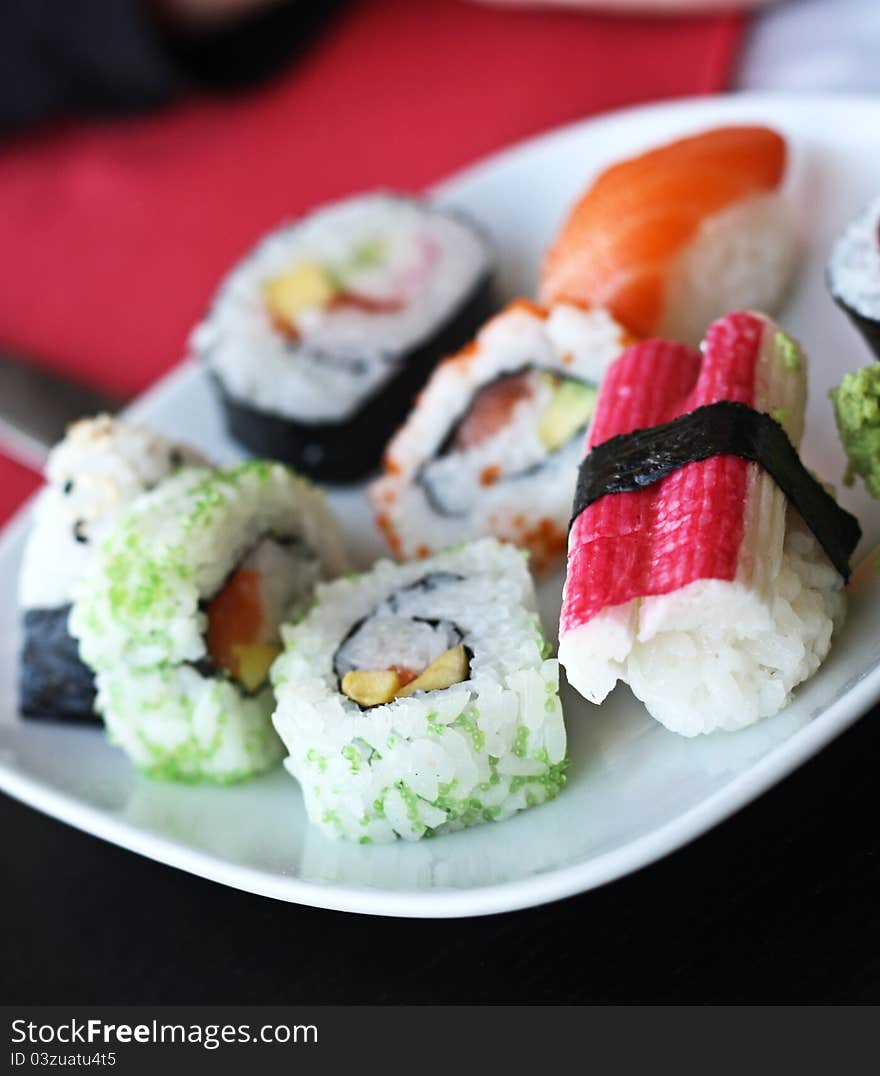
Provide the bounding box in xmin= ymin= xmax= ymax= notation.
xmin=658 ymin=194 xmax=795 ymax=348
xmin=271 ymin=539 xmax=567 ymax=842
xmin=20 ymin=415 xmax=206 ymax=613
xmin=827 ymin=193 xmax=880 ymax=361
xmin=70 ymin=461 xmax=348 ymax=783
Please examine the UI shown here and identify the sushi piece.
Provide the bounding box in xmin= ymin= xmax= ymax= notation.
xmin=827 ymin=194 xmax=880 ymax=360
xmin=272 ymin=539 xmax=566 ymax=842
xmin=192 ymin=192 xmax=495 ymax=482
xmin=830 ymin=363 xmax=880 ymax=497
xmin=559 ymin=311 xmax=860 ymax=736
xmin=369 ymin=300 xmax=629 ymax=573
xmin=70 ymin=461 xmax=348 ymax=783
xmin=539 ymin=127 xmax=796 ymax=347
xmin=18 ymin=415 xmax=205 ymax=724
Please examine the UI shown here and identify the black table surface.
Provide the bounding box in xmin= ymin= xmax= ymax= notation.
xmin=4 ymin=703 xmax=880 ymax=1005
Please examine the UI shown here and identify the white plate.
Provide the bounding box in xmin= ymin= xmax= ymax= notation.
xmin=3 ymin=92 xmax=880 ymax=918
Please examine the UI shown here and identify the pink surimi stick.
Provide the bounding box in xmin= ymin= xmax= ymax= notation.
xmin=561 ymin=312 xmax=767 ymax=633
xmin=557 ymin=311 xmax=839 ymax=736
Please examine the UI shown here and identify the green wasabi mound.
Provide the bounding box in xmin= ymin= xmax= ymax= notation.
xmin=830 ymin=364 xmax=880 ymax=498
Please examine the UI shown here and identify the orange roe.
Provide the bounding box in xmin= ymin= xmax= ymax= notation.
xmin=376 ymin=513 xmax=402 ymax=556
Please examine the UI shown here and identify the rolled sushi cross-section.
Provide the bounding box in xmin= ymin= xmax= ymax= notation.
xmin=559 ymin=312 xmax=852 ymax=736
xmin=272 ymin=540 xmax=566 ymax=842
xmin=19 ymin=415 xmax=206 ymax=724
xmin=827 ymin=194 xmax=880 ymax=361
xmin=370 ymin=301 xmax=629 ymax=573
xmin=539 ymin=126 xmax=795 ymax=347
xmin=70 ymin=461 xmax=348 ymax=783
xmin=192 ymin=192 xmax=495 ymax=482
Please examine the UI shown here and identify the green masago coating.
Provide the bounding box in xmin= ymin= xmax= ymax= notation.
xmin=70 ymin=461 xmax=346 ymax=783
xmin=830 ymin=364 xmax=880 ymax=498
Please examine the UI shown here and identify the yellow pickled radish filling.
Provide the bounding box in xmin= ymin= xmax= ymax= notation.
xmin=339 ymin=669 xmax=402 ymax=709
xmin=230 ymin=643 xmax=282 ymax=694
xmin=262 ymin=262 xmax=337 ymax=328
xmin=341 ymin=644 xmax=469 ymax=708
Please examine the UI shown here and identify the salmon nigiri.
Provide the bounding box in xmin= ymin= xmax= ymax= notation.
xmin=539 ymin=126 xmax=796 ymax=346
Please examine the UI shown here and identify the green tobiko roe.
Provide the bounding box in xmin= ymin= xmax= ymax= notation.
xmin=830 ymin=363 xmax=880 ymax=498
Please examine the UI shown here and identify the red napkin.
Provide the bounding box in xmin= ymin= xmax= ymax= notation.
xmin=0 ymin=0 xmax=743 ymax=522
xmin=0 ymin=456 xmax=42 ymax=522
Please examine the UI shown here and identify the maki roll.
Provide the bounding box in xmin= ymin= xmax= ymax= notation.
xmin=192 ymin=192 xmax=495 ymax=482
xmin=272 ymin=539 xmax=566 ymax=842
xmin=540 ymin=127 xmax=796 ymax=347
xmin=70 ymin=461 xmax=347 ymax=783
xmin=19 ymin=416 xmax=205 ymax=724
xmin=370 ymin=300 xmax=629 ymax=573
xmin=827 ymin=194 xmax=880 ymax=360
xmin=559 ymin=312 xmax=860 ymax=736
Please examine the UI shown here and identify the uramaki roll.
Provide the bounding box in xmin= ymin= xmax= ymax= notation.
xmin=272 ymin=539 xmax=566 ymax=842
xmin=70 ymin=461 xmax=347 ymax=782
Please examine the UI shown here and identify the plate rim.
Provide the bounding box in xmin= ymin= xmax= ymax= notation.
xmin=2 ymin=89 xmax=880 ymax=918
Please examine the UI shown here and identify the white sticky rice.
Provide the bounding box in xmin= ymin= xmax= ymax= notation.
xmin=19 ymin=414 xmax=205 ymax=611
xmin=560 ymin=507 xmax=845 ymax=736
xmin=827 ymin=194 xmax=880 ymax=320
xmin=661 ymin=193 xmax=797 ymax=346
xmin=271 ymin=539 xmax=567 ymax=842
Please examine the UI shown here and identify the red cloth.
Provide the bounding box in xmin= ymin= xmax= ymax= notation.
xmin=0 ymin=0 xmax=743 ymax=522
xmin=0 ymin=455 xmax=42 ymax=522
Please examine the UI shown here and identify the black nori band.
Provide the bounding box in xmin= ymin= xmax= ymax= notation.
xmin=571 ymin=400 xmax=862 ymax=581
xmin=20 ymin=605 xmax=98 ymax=724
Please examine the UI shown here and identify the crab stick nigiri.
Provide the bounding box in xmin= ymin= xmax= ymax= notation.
xmin=558 ymin=312 xmax=860 ymax=736
xmin=540 ymin=127 xmax=796 ymax=346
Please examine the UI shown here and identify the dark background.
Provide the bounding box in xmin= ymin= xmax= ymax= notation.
xmin=4 ymin=702 xmax=879 ymax=1004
